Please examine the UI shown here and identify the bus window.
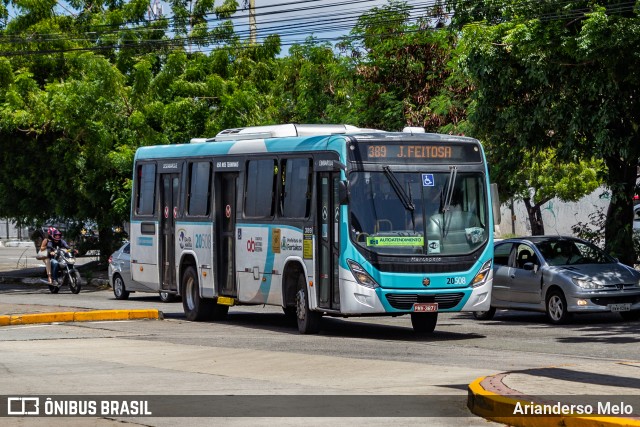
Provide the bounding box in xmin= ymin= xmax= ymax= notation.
xmin=281 ymin=158 xmax=312 ymax=218
xmin=186 ymin=161 xmax=212 ymax=217
xmin=136 ymin=163 xmax=156 ymax=216
xmin=245 ymin=159 xmax=277 ymax=218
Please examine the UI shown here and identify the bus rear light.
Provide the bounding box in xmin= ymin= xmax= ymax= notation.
xmin=347 ymin=259 xmax=379 ymax=289
xmin=471 ymin=260 xmax=492 ymax=288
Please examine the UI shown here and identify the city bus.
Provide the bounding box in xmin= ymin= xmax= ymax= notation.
xmin=129 ymin=124 xmax=498 ymax=334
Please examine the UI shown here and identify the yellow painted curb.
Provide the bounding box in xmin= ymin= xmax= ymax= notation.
xmin=468 ymin=376 xmax=640 ymax=427
xmin=0 ymin=309 xmax=162 ymax=326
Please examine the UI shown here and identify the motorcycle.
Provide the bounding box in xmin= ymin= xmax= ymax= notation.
xmin=49 ymin=247 xmax=82 ymax=294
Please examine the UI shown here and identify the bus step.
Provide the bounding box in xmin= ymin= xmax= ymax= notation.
xmin=217 ymin=296 xmax=235 ymax=306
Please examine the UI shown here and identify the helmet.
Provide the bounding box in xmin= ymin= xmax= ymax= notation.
xmin=52 ymin=229 xmax=62 ymax=241
xmin=47 ymin=226 xmax=56 ymax=238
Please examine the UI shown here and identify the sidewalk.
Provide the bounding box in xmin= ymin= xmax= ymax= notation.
xmin=468 ymin=361 xmax=640 ymax=426
xmin=0 ymin=258 xmax=161 ymax=325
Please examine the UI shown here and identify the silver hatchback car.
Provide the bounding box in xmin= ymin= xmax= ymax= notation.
xmin=474 ymin=236 xmax=640 ymax=323
xmin=108 ymin=242 xmax=178 ymax=302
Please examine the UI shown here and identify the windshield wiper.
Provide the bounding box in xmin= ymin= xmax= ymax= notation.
xmin=442 ymin=166 xmax=458 ymax=237
xmin=382 ymin=166 xmax=415 ymax=212
xmin=442 ymin=166 xmax=458 ymax=214
xmin=383 ymin=166 xmax=415 ymax=231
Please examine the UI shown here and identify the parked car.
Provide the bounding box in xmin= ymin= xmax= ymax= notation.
xmin=108 ymin=242 xmax=178 ymax=302
xmin=474 ymin=236 xmax=640 ymax=324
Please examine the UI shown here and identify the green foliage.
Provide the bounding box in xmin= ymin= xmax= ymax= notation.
xmin=338 ymin=0 xmax=470 ymax=132
xmin=452 ymin=0 xmax=639 ymax=263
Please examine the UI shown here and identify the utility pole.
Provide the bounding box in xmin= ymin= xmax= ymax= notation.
xmin=248 ymin=0 xmax=257 ymax=44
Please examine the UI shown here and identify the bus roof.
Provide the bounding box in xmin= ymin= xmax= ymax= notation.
xmin=135 ymin=124 xmax=479 ymax=160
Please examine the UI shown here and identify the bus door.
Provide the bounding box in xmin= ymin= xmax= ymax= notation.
xmin=317 ymin=172 xmax=340 ymax=310
xmin=160 ymin=172 xmax=180 ymax=293
xmin=215 ymin=172 xmax=238 ymax=297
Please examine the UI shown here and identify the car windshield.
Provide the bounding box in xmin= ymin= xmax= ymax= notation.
xmin=535 ymin=239 xmax=616 ymax=266
xmin=348 ymin=170 xmax=488 ymax=256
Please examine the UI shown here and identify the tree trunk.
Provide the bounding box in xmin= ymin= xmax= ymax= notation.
xmin=523 ymin=198 xmax=545 ymax=235
xmin=97 ymin=224 xmax=115 ymax=264
xmin=604 ymin=160 xmax=636 ymax=266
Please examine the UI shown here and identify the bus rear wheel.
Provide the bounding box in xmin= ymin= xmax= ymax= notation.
xmin=182 ymin=266 xmax=215 ymax=321
xmin=295 ymin=276 xmax=321 ymax=334
xmin=411 ymin=312 xmax=438 ymax=334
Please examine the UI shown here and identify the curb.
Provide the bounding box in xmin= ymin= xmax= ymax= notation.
xmin=0 ymin=275 xmax=110 ymax=287
xmin=467 ymin=377 xmax=640 ymax=427
xmin=0 ymin=309 xmax=163 ymax=326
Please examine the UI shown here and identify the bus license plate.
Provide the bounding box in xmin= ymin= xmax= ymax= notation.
xmin=413 ymin=303 xmax=438 ymax=313
xmin=608 ymin=303 xmax=631 ymax=312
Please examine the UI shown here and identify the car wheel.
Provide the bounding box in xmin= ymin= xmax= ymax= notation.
xmin=546 ymin=290 xmax=571 ymax=324
xmin=472 ymin=307 xmax=496 ymax=321
xmin=112 ymin=274 xmax=130 ymax=300
xmin=159 ymin=291 xmax=176 ymax=303
xmin=620 ymin=311 xmax=640 ymax=321
xmin=411 ymin=312 xmax=438 ymax=333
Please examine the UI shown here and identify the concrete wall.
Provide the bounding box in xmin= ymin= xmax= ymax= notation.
xmin=0 ymin=219 xmax=30 ymax=241
xmin=495 ymin=187 xmax=610 ymax=238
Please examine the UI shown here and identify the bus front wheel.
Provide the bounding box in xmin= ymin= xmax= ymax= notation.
xmin=295 ymin=276 xmax=321 ymax=334
xmin=411 ymin=312 xmax=438 ymax=334
xmin=182 ymin=266 xmax=215 ymax=321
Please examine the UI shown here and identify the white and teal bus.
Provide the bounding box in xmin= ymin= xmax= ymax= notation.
xmin=130 ymin=124 xmax=498 ymax=334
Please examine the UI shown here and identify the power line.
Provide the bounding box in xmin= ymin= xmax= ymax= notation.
xmin=0 ymin=0 xmax=636 ymax=57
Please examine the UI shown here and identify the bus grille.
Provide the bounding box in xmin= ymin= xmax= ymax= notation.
xmin=386 ymin=293 xmax=465 ymax=310
xmin=371 ymin=261 xmax=475 ymax=274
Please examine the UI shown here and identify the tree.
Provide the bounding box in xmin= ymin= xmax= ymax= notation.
xmin=451 ymin=1 xmax=640 ymax=264
xmin=338 ymin=0 xmax=470 ymax=132
xmin=491 ymin=147 xmax=603 ymax=235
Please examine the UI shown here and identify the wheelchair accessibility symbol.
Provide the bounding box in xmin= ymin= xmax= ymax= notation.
xmin=422 ymin=173 xmax=435 ymax=187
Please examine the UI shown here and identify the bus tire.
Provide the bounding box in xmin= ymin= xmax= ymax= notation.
xmin=159 ymin=291 xmax=176 ymax=303
xmin=182 ymin=266 xmax=214 ymax=321
xmin=411 ymin=312 xmax=438 ymax=333
xmin=295 ymin=276 xmax=321 ymax=334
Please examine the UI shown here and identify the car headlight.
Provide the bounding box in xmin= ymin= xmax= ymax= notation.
xmin=471 ymin=259 xmax=492 ymax=288
xmin=347 ymin=259 xmax=379 ymax=289
xmin=572 ymin=278 xmax=603 ymax=289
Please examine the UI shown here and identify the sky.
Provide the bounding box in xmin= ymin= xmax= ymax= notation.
xmin=150 ymin=0 xmax=406 ymax=52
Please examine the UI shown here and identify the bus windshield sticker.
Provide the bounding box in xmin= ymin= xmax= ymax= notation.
xmin=428 ymin=240 xmax=441 ymax=254
xmin=366 ymin=236 xmax=424 ymax=247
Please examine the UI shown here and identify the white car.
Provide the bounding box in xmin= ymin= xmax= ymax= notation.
xmin=108 ymin=242 xmax=178 ymax=302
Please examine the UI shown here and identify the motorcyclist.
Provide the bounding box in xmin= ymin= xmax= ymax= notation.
xmin=46 ymin=228 xmax=71 ymax=285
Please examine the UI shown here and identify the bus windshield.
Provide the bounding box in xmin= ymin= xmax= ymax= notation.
xmin=348 ymin=170 xmax=488 ymax=256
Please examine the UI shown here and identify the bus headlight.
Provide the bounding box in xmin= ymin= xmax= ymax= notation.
xmin=347 ymin=259 xmax=379 ymax=289
xmin=471 ymin=259 xmax=492 ymax=288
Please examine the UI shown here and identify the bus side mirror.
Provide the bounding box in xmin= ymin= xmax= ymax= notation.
xmin=338 ymin=181 xmax=349 ymax=205
xmin=491 ymin=183 xmax=501 ymax=226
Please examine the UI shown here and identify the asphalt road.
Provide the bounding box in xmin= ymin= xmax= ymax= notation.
xmin=0 ymin=245 xmax=639 ymax=426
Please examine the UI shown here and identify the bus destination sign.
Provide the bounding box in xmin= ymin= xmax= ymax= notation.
xmin=350 ymin=142 xmax=482 ymax=164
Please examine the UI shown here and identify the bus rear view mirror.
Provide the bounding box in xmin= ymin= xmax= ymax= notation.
xmin=338 ymin=181 xmax=349 ymax=205
xmin=491 ymin=183 xmax=501 ymax=226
